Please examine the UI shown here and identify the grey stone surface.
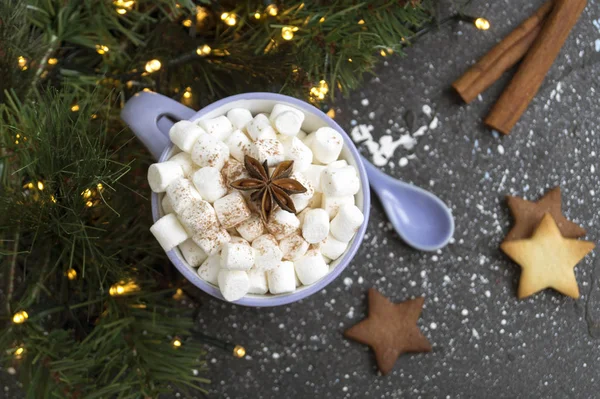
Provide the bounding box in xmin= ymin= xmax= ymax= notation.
xmin=200 ymin=1 xmax=600 ymax=398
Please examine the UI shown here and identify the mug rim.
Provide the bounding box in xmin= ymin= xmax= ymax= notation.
xmin=152 ymin=92 xmax=370 ymax=307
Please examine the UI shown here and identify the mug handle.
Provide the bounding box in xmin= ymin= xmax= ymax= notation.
xmin=121 ymin=91 xmax=196 ymax=160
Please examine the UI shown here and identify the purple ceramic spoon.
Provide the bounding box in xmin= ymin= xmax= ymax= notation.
xmin=361 ymin=156 xmax=454 ymax=251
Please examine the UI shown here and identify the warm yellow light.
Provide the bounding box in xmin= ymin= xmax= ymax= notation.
xmin=143 ymin=88 xmax=152 ymax=92
xmin=172 ymin=288 xmax=185 ymax=300
xmin=475 ymin=17 xmax=490 ymax=30
xmin=26 ymin=182 xmax=34 ymax=190
xmin=71 ymin=104 xmax=80 ymax=112
xmin=172 ymin=338 xmax=182 ymax=348
xmin=358 ymin=19 xmax=365 ymax=25
xmin=12 ymin=311 xmax=28 ymax=324
xmin=183 ymin=87 xmax=192 ymax=99
xmin=380 ymin=49 xmax=387 ymax=57
xmin=182 ymin=19 xmax=192 ymax=27
xmin=196 ymin=6 xmax=208 ymax=23
xmin=317 ymin=93 xmax=325 ymax=100
xmin=319 ymin=17 xmax=325 ymax=23
xmin=66 ymin=268 xmax=77 ymax=280
xmin=387 ymin=48 xmax=394 ymax=55
xmin=37 ymin=181 xmax=44 ymax=191
xmin=233 ymin=345 xmax=246 ymax=358
xmin=85 ymin=200 xmax=94 ymax=207
xmin=97 ymin=183 xmax=104 ymax=191
xmin=196 ymin=44 xmax=211 ymax=56
xmin=348 ymin=58 xmax=353 ymax=62
xmin=266 ymin=4 xmax=278 ymax=16
xmin=145 ymin=59 xmax=162 ymax=73
xmin=14 ymin=347 xmax=25 ymax=359
xmin=225 ymin=14 xmax=237 ymax=26
xmin=95 ymin=45 xmax=110 ymax=55
xmin=326 ymin=109 xmax=336 ymax=118
xmin=281 ymin=27 xmax=294 ymax=41
xmin=254 ymin=12 xmax=261 ymax=19
xmin=116 ymin=8 xmax=127 ymax=14
xmin=109 ymin=280 xmax=140 ymax=296
xmin=318 ymin=80 xmax=329 ymax=94
xmin=82 ymin=188 xmax=93 ymax=199
xmin=48 ymin=58 xmax=58 ymax=65
xmin=50 ymin=195 xmax=57 ymax=203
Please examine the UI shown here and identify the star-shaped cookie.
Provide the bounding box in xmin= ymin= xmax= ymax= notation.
xmin=344 ymin=288 xmax=431 ymax=375
xmin=500 ymin=213 xmax=595 ymax=299
xmin=504 ymin=187 xmax=585 ymax=242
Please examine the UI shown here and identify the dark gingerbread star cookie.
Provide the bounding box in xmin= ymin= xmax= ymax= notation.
xmin=344 ymin=288 xmax=432 ymax=375
xmin=504 ymin=186 xmax=585 ymax=242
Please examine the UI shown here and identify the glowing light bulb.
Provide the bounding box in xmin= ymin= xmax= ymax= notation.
xmin=326 ymin=109 xmax=336 ymax=118
xmin=380 ymin=49 xmax=387 ymax=57
xmin=254 ymin=12 xmax=261 ymax=19
xmin=14 ymin=347 xmax=25 ymax=359
xmin=319 ymin=17 xmax=325 ymax=23
xmin=18 ymin=56 xmax=27 ymax=70
xmin=221 ymin=12 xmax=229 ymax=20
xmin=348 ymin=58 xmax=353 ymax=62
xmin=71 ymin=104 xmax=80 ymax=112
xmin=318 ymin=80 xmax=329 ymax=95
xmin=172 ymin=338 xmax=182 ymax=348
xmin=358 ymin=19 xmax=365 ymax=25
xmin=172 ymin=288 xmax=185 ymax=300
xmin=281 ymin=27 xmax=294 ymax=40
xmin=95 ymin=45 xmax=110 ymax=55
xmin=37 ymin=181 xmax=44 ymax=191
xmin=196 ymin=44 xmax=212 ymax=56
xmin=116 ymin=8 xmax=127 ymax=14
xmin=183 ymin=87 xmax=192 ymax=99
xmin=266 ymin=4 xmax=278 ymax=16
xmin=475 ymin=17 xmax=490 ymax=30
xmin=233 ymin=345 xmax=246 ymax=358
xmin=48 ymin=58 xmax=58 ymax=65
xmin=182 ymin=19 xmax=192 ymax=27
xmin=110 ymin=280 xmax=140 ymax=296
xmin=50 ymin=195 xmax=57 ymax=203
xmin=145 ymin=59 xmax=162 ymax=73
xmin=66 ymin=268 xmax=77 ymax=280
xmin=225 ymin=14 xmax=237 ymax=26
xmin=82 ymin=188 xmax=92 ymax=199
xmin=97 ymin=183 xmax=104 ymax=191
xmin=85 ymin=200 xmax=94 ymax=207
xmin=12 ymin=311 xmax=28 ymax=324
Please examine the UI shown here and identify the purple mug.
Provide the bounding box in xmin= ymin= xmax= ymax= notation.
xmin=121 ymin=91 xmax=370 ymax=307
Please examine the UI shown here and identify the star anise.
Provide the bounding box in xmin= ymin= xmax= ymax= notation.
xmin=230 ymin=156 xmax=307 ymax=221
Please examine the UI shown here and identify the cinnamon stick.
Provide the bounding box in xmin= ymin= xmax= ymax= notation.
xmin=452 ymin=1 xmax=554 ymax=104
xmin=485 ymin=0 xmax=587 ymax=135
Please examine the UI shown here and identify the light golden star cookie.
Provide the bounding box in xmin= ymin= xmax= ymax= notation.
xmin=500 ymin=213 xmax=595 ymax=299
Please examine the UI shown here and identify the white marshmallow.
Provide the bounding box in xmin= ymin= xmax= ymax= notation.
xmin=220 ymin=241 xmax=255 ymax=270
xmin=192 ymin=167 xmax=227 ymax=203
xmin=294 ymin=250 xmax=329 ymax=285
xmin=295 ymin=269 xmax=302 ymax=287
xmin=150 ymin=213 xmax=189 ymax=251
xmin=169 ymin=121 xmax=205 ymax=153
xmin=252 ymin=234 xmax=283 ymax=271
xmin=310 ymin=127 xmax=344 ymax=164
xmin=303 ymin=164 xmax=326 ymax=193
xmin=267 ymin=261 xmax=297 ymax=294
xmin=213 ymin=192 xmax=251 ymax=229
xmin=283 ymin=137 xmax=313 ymax=172
xmin=225 ymin=129 xmax=256 ymax=163
xmin=327 ymin=160 xmax=348 ymax=169
xmin=179 ymin=199 xmax=218 ymax=234
xmin=321 ymin=166 xmax=360 ymax=197
xmin=196 ymin=115 xmax=233 ymax=141
xmin=302 ymin=132 xmax=315 ymax=148
xmin=192 ymin=228 xmax=230 ymax=255
xmin=191 ymin=133 xmax=230 ymax=170
xmin=230 ymin=236 xmax=248 ymax=244
xmin=218 ymin=270 xmax=249 ymax=302
xmin=274 ymin=111 xmax=302 ymax=136
xmin=161 ymin=195 xmax=174 ymax=214
xmin=266 ymin=208 xmax=300 ymax=240
xmin=166 ymin=177 xmax=202 ymax=215
xmin=290 ymin=173 xmax=314 ymax=213
xmin=197 ymin=254 xmax=221 ymax=285
xmin=236 ymin=214 xmax=265 ymax=243
xmin=227 ymin=108 xmax=253 ymax=130
xmin=330 ymin=205 xmax=364 ymax=242
xmin=148 ymin=161 xmax=184 ymax=193
xmin=279 ymin=233 xmax=309 ymax=261
xmin=297 ymin=208 xmax=310 ymax=225
xmin=179 ymin=238 xmax=208 ymax=267
xmin=169 ymin=152 xmax=195 ymax=177
xmin=247 ymin=114 xmax=276 ymax=141
xmin=247 ymin=268 xmax=268 ymax=294
xmin=269 ymin=104 xmax=305 ymax=123
xmin=322 ymin=195 xmax=355 ymax=219
xmin=302 ymin=208 xmax=330 ymax=244
xmin=320 ymin=234 xmax=348 ymax=261
xmin=222 ymin=159 xmax=249 ymax=189
xmin=254 ymin=139 xmax=284 ymax=167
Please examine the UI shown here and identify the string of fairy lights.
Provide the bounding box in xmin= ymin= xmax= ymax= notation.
xmin=11 ymin=1 xmax=490 ymax=363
